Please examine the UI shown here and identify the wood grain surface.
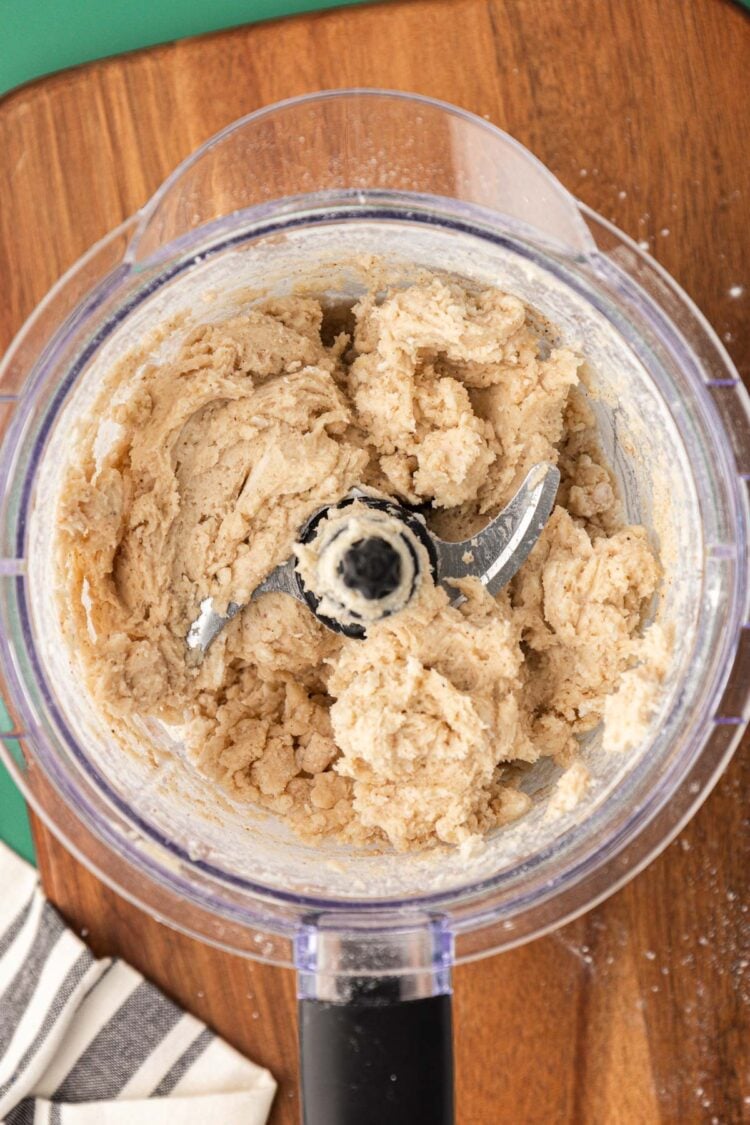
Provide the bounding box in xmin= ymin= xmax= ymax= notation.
xmin=2 ymin=1 xmax=749 ymax=1121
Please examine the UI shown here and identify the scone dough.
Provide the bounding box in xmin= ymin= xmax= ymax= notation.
xmin=57 ymin=277 xmax=662 ymax=851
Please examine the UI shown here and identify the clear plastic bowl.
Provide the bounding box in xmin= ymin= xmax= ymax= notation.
xmin=1 ymin=91 xmax=749 ymax=975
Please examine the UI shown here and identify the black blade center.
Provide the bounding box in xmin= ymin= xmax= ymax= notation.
xmin=337 ymin=536 xmax=403 ymax=600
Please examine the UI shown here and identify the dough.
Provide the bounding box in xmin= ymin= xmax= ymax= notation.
xmin=56 ymin=276 xmax=664 ymax=851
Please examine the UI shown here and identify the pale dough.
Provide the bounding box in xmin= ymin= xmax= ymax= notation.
xmin=56 ymin=277 xmax=664 ymax=851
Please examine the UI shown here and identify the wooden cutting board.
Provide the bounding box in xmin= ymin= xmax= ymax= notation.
xmin=1 ymin=1 xmax=748 ymax=1121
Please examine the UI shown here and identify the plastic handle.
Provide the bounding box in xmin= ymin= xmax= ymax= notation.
xmin=299 ymin=990 xmax=454 ymax=1125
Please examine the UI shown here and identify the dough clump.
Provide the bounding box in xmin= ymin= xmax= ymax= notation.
xmin=57 ymin=277 xmax=663 ymax=850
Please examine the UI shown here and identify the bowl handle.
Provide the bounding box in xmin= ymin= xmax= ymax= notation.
xmin=300 ymin=989 xmax=453 ymax=1124
xmin=296 ymin=915 xmax=454 ymax=1123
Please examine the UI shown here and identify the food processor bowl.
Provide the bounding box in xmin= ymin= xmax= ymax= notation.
xmin=1 ymin=91 xmax=749 ymax=1122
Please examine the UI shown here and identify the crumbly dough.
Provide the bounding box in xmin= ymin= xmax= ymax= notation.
xmin=57 ymin=276 xmax=664 ymax=851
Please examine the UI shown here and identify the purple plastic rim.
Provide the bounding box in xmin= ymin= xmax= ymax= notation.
xmin=2 ymin=205 xmax=748 ymax=925
xmin=0 ymin=209 xmax=746 ymax=922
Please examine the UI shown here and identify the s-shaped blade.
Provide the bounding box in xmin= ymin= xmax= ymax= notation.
xmin=434 ymin=462 xmax=560 ymax=604
xmin=187 ymin=462 xmax=560 ymax=654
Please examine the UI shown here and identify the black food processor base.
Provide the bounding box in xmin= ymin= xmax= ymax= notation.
xmin=299 ymin=993 xmax=454 ymax=1125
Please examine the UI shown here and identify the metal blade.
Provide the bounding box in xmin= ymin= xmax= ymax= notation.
xmin=186 ymin=556 xmax=302 ymax=654
xmin=186 ymin=463 xmax=560 ymax=654
xmin=433 ymin=462 xmax=560 ymax=603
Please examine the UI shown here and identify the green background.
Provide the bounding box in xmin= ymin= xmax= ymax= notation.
xmin=2 ymin=0 xmax=748 ymax=97
xmin=1 ymin=701 xmax=35 ymax=864
xmin=0 ymin=0 xmax=370 ymax=97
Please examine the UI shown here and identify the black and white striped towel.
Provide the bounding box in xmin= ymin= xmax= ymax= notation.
xmin=0 ymin=844 xmax=276 ymax=1125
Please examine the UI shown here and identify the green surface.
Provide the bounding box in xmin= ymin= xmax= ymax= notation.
xmin=0 ymin=700 xmax=35 ymax=864
xmin=0 ymin=0 xmax=371 ymax=97
xmin=2 ymin=0 xmax=747 ymax=98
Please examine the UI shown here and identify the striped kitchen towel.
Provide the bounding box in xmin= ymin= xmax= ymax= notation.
xmin=0 ymin=844 xmax=276 ymax=1124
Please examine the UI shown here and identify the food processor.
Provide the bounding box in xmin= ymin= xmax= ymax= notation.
xmin=1 ymin=90 xmax=748 ymax=1124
